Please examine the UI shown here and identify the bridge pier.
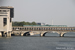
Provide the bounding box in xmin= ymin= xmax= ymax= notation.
xmin=20 ymin=33 xmax=24 ymax=36
xmin=40 ymin=33 xmax=44 ymax=37
xmin=6 ymin=32 xmax=11 ymax=37
xmin=59 ymin=33 xmax=64 ymax=37
xmin=1 ymin=32 xmax=11 ymax=37
xmin=2 ymin=32 xmax=6 ymax=37
xmin=40 ymin=32 xmax=46 ymax=37
xmin=0 ymin=32 xmax=2 ymax=37
xmin=58 ymin=32 xmax=66 ymax=37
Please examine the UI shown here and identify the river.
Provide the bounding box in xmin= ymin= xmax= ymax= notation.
xmin=0 ymin=33 xmax=75 ymax=50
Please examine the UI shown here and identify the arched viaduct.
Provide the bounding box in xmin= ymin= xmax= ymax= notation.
xmin=12 ymin=26 xmax=75 ymax=37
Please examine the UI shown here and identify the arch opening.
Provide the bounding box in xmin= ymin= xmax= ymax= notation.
xmin=11 ymin=34 xmax=15 ymax=36
xmin=23 ymin=32 xmax=30 ymax=36
xmin=43 ymin=32 xmax=59 ymax=37
xmin=64 ymin=32 xmax=75 ymax=37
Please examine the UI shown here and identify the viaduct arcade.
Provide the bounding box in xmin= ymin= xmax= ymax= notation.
xmin=12 ymin=26 xmax=75 ymax=37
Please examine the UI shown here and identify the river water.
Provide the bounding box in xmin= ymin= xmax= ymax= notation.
xmin=0 ymin=33 xmax=75 ymax=50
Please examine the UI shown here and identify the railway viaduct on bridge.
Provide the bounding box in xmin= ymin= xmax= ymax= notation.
xmin=12 ymin=26 xmax=75 ymax=37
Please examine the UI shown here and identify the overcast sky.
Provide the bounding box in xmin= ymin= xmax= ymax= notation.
xmin=0 ymin=0 xmax=75 ymax=26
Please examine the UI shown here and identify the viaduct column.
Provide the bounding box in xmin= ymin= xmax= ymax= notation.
xmin=20 ymin=31 xmax=24 ymax=36
xmin=40 ymin=31 xmax=46 ymax=37
xmin=0 ymin=32 xmax=2 ymax=37
xmin=59 ymin=33 xmax=64 ymax=37
xmin=40 ymin=33 xmax=44 ymax=37
xmin=58 ymin=32 xmax=66 ymax=37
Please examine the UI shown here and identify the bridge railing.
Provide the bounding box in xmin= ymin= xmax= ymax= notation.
xmin=12 ymin=26 xmax=75 ymax=31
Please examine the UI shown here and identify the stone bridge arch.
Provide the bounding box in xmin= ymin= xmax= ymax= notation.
xmin=54 ymin=31 xmax=67 ymax=37
xmin=43 ymin=32 xmax=49 ymax=36
xmin=63 ymin=32 xmax=75 ymax=37
xmin=40 ymin=31 xmax=67 ymax=37
xmin=23 ymin=32 xmax=30 ymax=36
xmin=40 ymin=31 xmax=58 ymax=36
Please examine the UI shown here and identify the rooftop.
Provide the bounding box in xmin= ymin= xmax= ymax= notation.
xmin=0 ymin=6 xmax=14 ymax=9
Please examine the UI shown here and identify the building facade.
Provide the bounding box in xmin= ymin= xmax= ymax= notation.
xmin=0 ymin=6 xmax=14 ymax=37
xmin=37 ymin=23 xmax=46 ymax=25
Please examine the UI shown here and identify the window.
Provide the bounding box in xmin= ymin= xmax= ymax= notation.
xmin=3 ymin=10 xmax=6 ymax=12
xmin=0 ymin=10 xmax=7 ymax=14
xmin=3 ymin=18 xmax=7 ymax=26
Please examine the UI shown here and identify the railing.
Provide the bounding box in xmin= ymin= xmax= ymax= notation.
xmin=12 ymin=26 xmax=75 ymax=31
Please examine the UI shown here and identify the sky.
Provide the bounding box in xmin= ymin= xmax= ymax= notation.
xmin=0 ymin=0 xmax=75 ymax=26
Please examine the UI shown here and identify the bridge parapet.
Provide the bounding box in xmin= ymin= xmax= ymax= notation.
xmin=12 ymin=26 xmax=75 ymax=32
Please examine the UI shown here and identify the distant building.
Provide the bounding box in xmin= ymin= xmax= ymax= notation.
xmin=45 ymin=25 xmax=67 ymax=27
xmin=37 ymin=23 xmax=45 ymax=25
xmin=37 ymin=23 xmax=41 ymax=25
xmin=41 ymin=23 xmax=45 ymax=25
xmin=0 ymin=6 xmax=14 ymax=37
xmin=35 ymin=23 xmax=67 ymax=27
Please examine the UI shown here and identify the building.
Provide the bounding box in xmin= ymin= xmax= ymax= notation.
xmin=0 ymin=6 xmax=14 ymax=37
xmin=37 ymin=23 xmax=46 ymax=25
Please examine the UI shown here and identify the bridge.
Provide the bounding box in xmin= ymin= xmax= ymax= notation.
xmin=12 ymin=25 xmax=75 ymax=37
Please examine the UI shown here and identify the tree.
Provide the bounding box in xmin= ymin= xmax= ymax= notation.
xmin=18 ymin=21 xmax=26 ymax=26
xmin=12 ymin=21 xmax=37 ymax=26
xmin=31 ymin=22 xmax=37 ymax=25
